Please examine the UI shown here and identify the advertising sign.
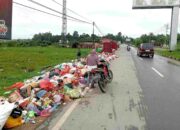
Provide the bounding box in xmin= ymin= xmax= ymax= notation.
xmin=133 ymin=0 xmax=180 ymax=9
xmin=0 ymin=0 xmax=12 ymax=39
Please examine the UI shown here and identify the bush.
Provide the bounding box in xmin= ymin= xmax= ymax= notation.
xmin=176 ymin=43 xmax=180 ymax=51
xmin=133 ymin=38 xmax=142 ymax=47
xmin=72 ymin=42 xmax=79 ymax=48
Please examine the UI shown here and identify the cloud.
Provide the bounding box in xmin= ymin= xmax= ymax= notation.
xmin=12 ymin=0 xmax=180 ymax=39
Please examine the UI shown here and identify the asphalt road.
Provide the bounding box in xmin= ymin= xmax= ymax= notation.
xmin=41 ymin=45 xmax=180 ymax=130
xmin=44 ymin=45 xmax=147 ymax=130
xmin=131 ymin=46 xmax=180 ymax=130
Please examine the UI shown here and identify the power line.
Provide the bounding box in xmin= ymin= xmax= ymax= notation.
xmin=13 ymin=1 xmax=84 ymax=23
xmin=27 ymin=0 xmax=92 ymax=25
xmin=14 ymin=1 xmax=103 ymax=37
xmin=13 ymin=2 xmax=62 ymax=18
xmin=94 ymin=23 xmax=104 ymax=36
xmin=52 ymin=0 xmax=93 ymax=23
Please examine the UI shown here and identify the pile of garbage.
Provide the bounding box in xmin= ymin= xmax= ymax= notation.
xmin=0 ymin=52 xmax=118 ymax=130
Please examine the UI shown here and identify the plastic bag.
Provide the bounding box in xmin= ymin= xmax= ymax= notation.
xmin=19 ymin=99 xmax=30 ymax=109
xmin=0 ymin=101 xmax=14 ymax=130
xmin=8 ymin=91 xmax=22 ymax=103
xmin=11 ymin=108 xmax=22 ymax=118
xmin=5 ymin=82 xmax=24 ymax=90
xmin=66 ymin=88 xmax=81 ymax=99
xmin=72 ymin=79 xmax=79 ymax=86
xmin=39 ymin=80 xmax=54 ymax=91
xmin=36 ymin=90 xmax=47 ymax=99
xmin=60 ymin=65 xmax=71 ymax=76
xmin=40 ymin=108 xmax=51 ymax=117
xmin=4 ymin=116 xmax=23 ymax=129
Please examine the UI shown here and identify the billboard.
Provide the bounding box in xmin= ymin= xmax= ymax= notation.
xmin=133 ymin=0 xmax=180 ymax=9
xmin=0 ymin=0 xmax=12 ymax=39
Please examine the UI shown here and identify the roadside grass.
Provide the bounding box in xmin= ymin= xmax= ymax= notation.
xmin=0 ymin=47 xmax=90 ymax=96
xmin=155 ymin=47 xmax=180 ymax=61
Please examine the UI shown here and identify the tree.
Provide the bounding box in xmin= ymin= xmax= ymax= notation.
xmin=140 ymin=34 xmax=149 ymax=43
xmin=133 ymin=38 xmax=142 ymax=47
xmin=177 ymin=33 xmax=180 ymax=43
xmin=66 ymin=33 xmax=73 ymax=44
xmin=91 ymin=34 xmax=101 ymax=42
xmin=155 ymin=34 xmax=166 ymax=46
xmin=73 ymin=31 xmax=79 ymax=39
xmin=32 ymin=32 xmax=53 ymax=45
xmin=116 ymin=32 xmax=123 ymax=42
xmin=79 ymin=33 xmax=91 ymax=42
xmin=72 ymin=31 xmax=79 ymax=44
xmin=51 ymin=35 xmax=61 ymax=43
xmin=104 ymin=33 xmax=116 ymax=40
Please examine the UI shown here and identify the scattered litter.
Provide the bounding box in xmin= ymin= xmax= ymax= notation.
xmin=0 ymin=46 xmax=119 ymax=129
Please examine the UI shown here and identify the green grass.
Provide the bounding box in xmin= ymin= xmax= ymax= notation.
xmin=155 ymin=48 xmax=180 ymax=60
xmin=0 ymin=46 xmax=90 ymax=96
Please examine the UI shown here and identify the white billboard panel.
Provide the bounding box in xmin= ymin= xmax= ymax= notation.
xmin=133 ymin=0 xmax=180 ymax=9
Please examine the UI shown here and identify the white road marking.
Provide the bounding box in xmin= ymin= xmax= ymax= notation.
xmin=152 ymin=67 xmax=164 ymax=78
xmin=52 ymin=99 xmax=81 ymax=130
xmin=52 ymin=87 xmax=90 ymax=130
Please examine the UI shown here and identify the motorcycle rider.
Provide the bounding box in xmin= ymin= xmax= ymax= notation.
xmin=127 ymin=43 xmax=131 ymax=51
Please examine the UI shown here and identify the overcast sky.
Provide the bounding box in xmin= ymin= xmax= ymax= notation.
xmin=12 ymin=0 xmax=180 ymax=39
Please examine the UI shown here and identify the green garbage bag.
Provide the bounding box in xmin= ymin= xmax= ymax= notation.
xmin=96 ymin=48 xmax=102 ymax=53
xmin=66 ymin=88 xmax=81 ymax=99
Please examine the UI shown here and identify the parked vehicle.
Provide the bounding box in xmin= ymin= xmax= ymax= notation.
xmin=98 ymin=59 xmax=113 ymax=83
xmin=84 ymin=59 xmax=113 ymax=93
xmin=96 ymin=59 xmax=113 ymax=93
xmin=90 ymin=68 xmax=106 ymax=93
xmin=137 ymin=43 xmax=154 ymax=58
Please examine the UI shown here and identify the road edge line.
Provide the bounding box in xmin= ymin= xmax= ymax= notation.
xmin=51 ymin=87 xmax=90 ymax=130
xmin=52 ymin=99 xmax=81 ymax=130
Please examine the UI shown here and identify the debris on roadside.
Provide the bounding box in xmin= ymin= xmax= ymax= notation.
xmin=0 ymin=49 xmax=119 ymax=130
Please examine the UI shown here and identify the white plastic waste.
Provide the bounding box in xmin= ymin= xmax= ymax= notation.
xmin=0 ymin=101 xmax=14 ymax=130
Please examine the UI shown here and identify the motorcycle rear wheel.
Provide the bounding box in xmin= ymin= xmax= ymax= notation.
xmin=98 ymin=79 xmax=106 ymax=93
xmin=107 ymin=70 xmax=113 ymax=83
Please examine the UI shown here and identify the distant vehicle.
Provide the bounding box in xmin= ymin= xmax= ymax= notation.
xmin=137 ymin=43 xmax=154 ymax=58
xmin=127 ymin=45 xmax=131 ymax=51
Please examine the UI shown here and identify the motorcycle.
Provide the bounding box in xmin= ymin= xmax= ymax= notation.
xmin=83 ymin=59 xmax=113 ymax=93
xmin=96 ymin=59 xmax=113 ymax=93
xmin=98 ymin=59 xmax=113 ymax=82
xmin=90 ymin=68 xmax=106 ymax=93
xmin=127 ymin=45 xmax=131 ymax=51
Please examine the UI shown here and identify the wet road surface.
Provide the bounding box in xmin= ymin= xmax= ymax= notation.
xmin=131 ymin=46 xmax=180 ymax=130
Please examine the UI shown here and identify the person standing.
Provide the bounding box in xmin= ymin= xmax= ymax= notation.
xmin=77 ymin=47 xmax=81 ymax=61
xmin=86 ymin=49 xmax=99 ymax=70
xmin=86 ymin=49 xmax=99 ymax=88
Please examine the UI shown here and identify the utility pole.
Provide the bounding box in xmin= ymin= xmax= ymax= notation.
xmin=92 ymin=22 xmax=95 ymax=46
xmin=169 ymin=6 xmax=179 ymax=51
xmin=165 ymin=24 xmax=169 ymax=46
xmin=61 ymin=0 xmax=67 ymax=44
